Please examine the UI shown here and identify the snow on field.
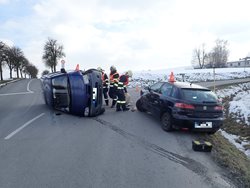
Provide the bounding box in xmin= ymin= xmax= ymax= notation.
xmin=131 ymin=67 xmax=250 ymax=87
xmin=216 ymin=83 xmax=250 ymax=158
xmin=130 ymin=66 xmax=250 ymax=158
xmin=216 ymin=82 xmax=250 ymax=126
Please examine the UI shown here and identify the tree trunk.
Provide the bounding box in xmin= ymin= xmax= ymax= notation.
xmin=20 ymin=70 xmax=23 ymax=78
xmin=51 ymin=66 xmax=53 ymax=73
xmin=9 ymin=68 xmax=12 ymax=79
xmin=16 ymin=67 xmax=19 ymax=78
xmin=54 ymin=65 xmax=56 ymax=72
xmin=0 ymin=64 xmax=3 ymax=81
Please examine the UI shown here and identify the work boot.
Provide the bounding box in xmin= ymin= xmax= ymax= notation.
xmin=116 ymin=103 xmax=121 ymax=111
xmin=126 ymin=103 xmax=131 ymax=107
xmin=111 ymin=100 xmax=116 ymax=108
xmin=105 ymin=99 xmax=109 ymax=106
xmin=123 ymin=107 xmax=130 ymax=111
xmin=122 ymin=104 xmax=130 ymax=111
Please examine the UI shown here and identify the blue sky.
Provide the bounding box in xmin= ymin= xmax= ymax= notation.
xmin=1 ymin=0 xmax=250 ymax=76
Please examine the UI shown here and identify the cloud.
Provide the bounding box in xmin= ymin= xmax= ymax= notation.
xmin=0 ymin=0 xmax=9 ymax=4
xmin=2 ymin=0 xmax=250 ymax=77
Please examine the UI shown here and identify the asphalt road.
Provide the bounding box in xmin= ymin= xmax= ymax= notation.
xmin=0 ymin=79 xmax=240 ymax=188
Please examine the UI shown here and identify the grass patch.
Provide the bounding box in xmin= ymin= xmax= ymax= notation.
xmin=0 ymin=80 xmax=10 ymax=84
xmin=223 ymin=117 xmax=250 ymax=142
xmin=222 ymin=97 xmax=250 ymax=148
xmin=245 ymin=145 xmax=250 ymax=150
xmin=201 ymin=85 xmax=250 ymax=186
xmin=0 ymin=78 xmax=20 ymax=85
xmin=205 ymin=132 xmax=250 ymax=187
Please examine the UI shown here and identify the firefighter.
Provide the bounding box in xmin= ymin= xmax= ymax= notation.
xmin=116 ymin=70 xmax=133 ymax=111
xmin=97 ymin=67 xmax=109 ymax=106
xmin=109 ymin=65 xmax=119 ymax=108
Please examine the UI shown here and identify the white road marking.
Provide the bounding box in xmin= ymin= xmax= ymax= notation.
xmin=27 ymin=79 xmax=34 ymax=93
xmin=4 ymin=113 xmax=45 ymax=140
xmin=0 ymin=92 xmax=33 ymax=96
xmin=0 ymin=79 xmax=34 ymax=96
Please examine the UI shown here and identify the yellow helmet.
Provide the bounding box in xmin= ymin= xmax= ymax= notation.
xmin=126 ymin=70 xmax=133 ymax=77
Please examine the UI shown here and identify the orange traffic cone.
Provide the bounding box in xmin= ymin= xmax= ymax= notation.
xmin=75 ymin=64 xmax=79 ymax=71
xmin=169 ymin=71 xmax=175 ymax=82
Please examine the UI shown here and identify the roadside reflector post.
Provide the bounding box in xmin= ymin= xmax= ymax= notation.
xmin=213 ymin=65 xmax=216 ymax=92
xmin=61 ymin=60 xmax=66 ymax=73
xmin=180 ymin=73 xmax=185 ymax=82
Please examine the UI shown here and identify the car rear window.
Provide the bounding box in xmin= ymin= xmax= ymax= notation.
xmin=181 ymin=89 xmax=218 ymax=103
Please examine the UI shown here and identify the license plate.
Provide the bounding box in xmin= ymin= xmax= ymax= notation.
xmin=93 ymin=88 xmax=97 ymax=100
xmin=194 ymin=122 xmax=212 ymax=128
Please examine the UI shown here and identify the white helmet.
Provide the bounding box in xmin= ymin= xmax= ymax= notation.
xmin=110 ymin=65 xmax=116 ymax=71
xmin=97 ymin=67 xmax=103 ymax=72
xmin=126 ymin=70 xmax=133 ymax=77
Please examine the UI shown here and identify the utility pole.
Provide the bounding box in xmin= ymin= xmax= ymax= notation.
xmin=213 ymin=64 xmax=215 ymax=92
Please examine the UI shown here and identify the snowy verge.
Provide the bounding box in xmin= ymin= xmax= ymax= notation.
xmin=219 ymin=130 xmax=250 ymax=158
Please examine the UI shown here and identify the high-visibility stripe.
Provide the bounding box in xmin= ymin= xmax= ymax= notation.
xmin=120 ymin=101 xmax=126 ymax=104
xmin=194 ymin=141 xmax=200 ymax=145
xmin=204 ymin=141 xmax=212 ymax=146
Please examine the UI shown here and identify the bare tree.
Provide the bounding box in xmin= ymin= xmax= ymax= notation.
xmin=19 ymin=56 xmax=29 ymax=78
xmin=42 ymin=38 xmax=65 ymax=72
xmin=191 ymin=43 xmax=207 ymax=69
xmin=209 ymin=39 xmax=229 ymax=68
xmin=9 ymin=46 xmax=24 ymax=78
xmin=1 ymin=46 xmax=14 ymax=78
xmin=25 ymin=64 xmax=38 ymax=78
xmin=0 ymin=41 xmax=7 ymax=80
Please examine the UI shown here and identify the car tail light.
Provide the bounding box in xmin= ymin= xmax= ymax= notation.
xmin=175 ymin=103 xmax=195 ymax=110
xmin=214 ymin=106 xmax=223 ymax=111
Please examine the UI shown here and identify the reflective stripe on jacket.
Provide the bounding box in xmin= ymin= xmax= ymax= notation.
xmin=109 ymin=72 xmax=119 ymax=87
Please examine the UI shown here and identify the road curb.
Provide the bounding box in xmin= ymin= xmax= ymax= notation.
xmin=0 ymin=79 xmax=22 ymax=88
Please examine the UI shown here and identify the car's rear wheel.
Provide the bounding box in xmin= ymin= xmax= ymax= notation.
xmin=161 ymin=112 xmax=173 ymax=132
xmin=136 ymin=99 xmax=146 ymax=112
